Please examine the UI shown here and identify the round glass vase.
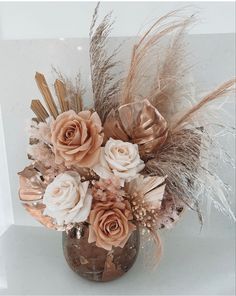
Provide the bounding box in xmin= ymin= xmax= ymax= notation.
xmin=62 ymin=223 xmax=140 ymax=282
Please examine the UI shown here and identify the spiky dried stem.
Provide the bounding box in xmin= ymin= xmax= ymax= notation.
xmin=89 ymin=3 xmax=121 ymax=122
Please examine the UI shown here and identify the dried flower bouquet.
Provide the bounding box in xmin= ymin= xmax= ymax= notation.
xmin=18 ymin=4 xmax=235 ymax=277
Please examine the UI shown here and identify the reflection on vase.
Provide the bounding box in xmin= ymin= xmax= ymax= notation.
xmin=63 ymin=223 xmax=140 ymax=282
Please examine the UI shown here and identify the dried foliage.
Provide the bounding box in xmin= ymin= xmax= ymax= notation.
xmin=52 ymin=67 xmax=84 ymax=113
xmin=103 ymin=99 xmax=169 ymax=156
xmin=145 ymin=129 xmax=202 ymax=214
xmin=145 ymin=121 xmax=235 ymax=222
xmin=89 ymin=2 xmax=121 ymax=122
xmin=172 ymin=79 xmax=236 ymax=129
xmin=35 ymin=72 xmax=59 ymax=119
xmin=19 ymin=5 xmax=235 ymax=269
xmin=121 ymin=9 xmax=195 ymax=115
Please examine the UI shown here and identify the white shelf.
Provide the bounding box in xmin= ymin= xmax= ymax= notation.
xmin=0 ymin=224 xmax=235 ymax=295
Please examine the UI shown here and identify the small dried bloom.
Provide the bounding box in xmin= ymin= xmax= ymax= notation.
xmin=91 ymin=176 xmax=125 ymax=202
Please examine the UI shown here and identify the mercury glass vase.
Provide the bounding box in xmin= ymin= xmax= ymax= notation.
xmin=62 ymin=223 xmax=140 ymax=282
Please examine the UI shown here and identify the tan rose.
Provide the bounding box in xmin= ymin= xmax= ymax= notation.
xmin=88 ymin=200 xmax=136 ymax=250
xmin=51 ymin=110 xmax=103 ymax=168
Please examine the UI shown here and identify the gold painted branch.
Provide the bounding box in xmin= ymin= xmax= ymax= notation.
xmin=35 ymin=72 xmax=59 ymax=119
xmin=31 ymin=100 xmax=49 ymax=122
xmin=54 ymin=79 xmax=69 ymax=112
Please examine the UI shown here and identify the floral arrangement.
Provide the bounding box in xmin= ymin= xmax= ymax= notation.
xmin=18 ymin=5 xmax=235 ymax=267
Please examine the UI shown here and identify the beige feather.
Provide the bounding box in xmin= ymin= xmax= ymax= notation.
xmin=121 ymin=10 xmax=194 ymax=107
xmin=172 ymin=79 xmax=236 ymax=130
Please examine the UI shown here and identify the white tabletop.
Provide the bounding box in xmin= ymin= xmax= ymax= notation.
xmin=0 ymin=217 xmax=235 ymax=295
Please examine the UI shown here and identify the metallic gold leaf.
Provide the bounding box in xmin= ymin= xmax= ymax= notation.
xmin=31 ymin=99 xmax=49 ymax=122
xmin=104 ymin=99 xmax=168 ymax=155
xmin=18 ymin=164 xmax=48 ymax=202
xmin=19 ymin=175 xmax=44 ymax=202
xmin=54 ymin=79 xmax=69 ymax=112
xmin=35 ymin=72 xmax=59 ymax=119
xmin=23 ymin=203 xmax=56 ymax=230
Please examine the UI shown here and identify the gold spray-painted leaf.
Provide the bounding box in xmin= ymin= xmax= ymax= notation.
xmin=31 ymin=100 xmax=49 ymax=122
xmin=35 ymin=72 xmax=59 ymax=119
xmin=19 ymin=175 xmax=44 ymax=202
xmin=54 ymin=79 xmax=69 ymax=112
xmin=18 ymin=164 xmax=48 ymax=202
xmin=104 ymin=99 xmax=168 ymax=155
xmin=18 ymin=165 xmax=38 ymax=179
xmin=23 ymin=203 xmax=56 ymax=230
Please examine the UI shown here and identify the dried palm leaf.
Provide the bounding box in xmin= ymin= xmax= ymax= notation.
xmin=54 ymin=79 xmax=69 ymax=112
xmin=89 ymin=2 xmax=121 ymax=122
xmin=35 ymin=72 xmax=59 ymax=118
xmin=52 ymin=67 xmax=84 ymax=113
xmin=31 ymin=99 xmax=49 ymax=122
xmin=125 ymin=174 xmax=166 ymax=227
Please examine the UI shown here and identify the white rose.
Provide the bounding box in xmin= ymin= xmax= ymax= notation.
xmin=93 ymin=138 xmax=145 ymax=186
xmin=43 ymin=171 xmax=92 ymax=225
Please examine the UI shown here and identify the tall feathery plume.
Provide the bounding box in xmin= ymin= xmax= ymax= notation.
xmin=145 ymin=77 xmax=236 ymax=222
xmin=121 ymin=9 xmax=194 ymax=109
xmin=145 ymin=128 xmax=204 ymax=222
xmin=171 ymin=79 xmax=236 ymax=130
xmin=147 ymin=18 xmax=194 ymax=123
xmin=89 ymin=2 xmax=121 ymax=122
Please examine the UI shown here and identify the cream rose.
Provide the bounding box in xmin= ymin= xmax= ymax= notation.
xmin=93 ymin=138 xmax=145 ymax=186
xmin=43 ymin=171 xmax=92 ymax=225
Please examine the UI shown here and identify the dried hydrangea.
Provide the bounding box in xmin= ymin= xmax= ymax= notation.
xmin=91 ymin=177 xmax=125 ymax=203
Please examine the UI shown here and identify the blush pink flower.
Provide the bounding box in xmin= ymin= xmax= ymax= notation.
xmin=91 ymin=177 xmax=124 ymax=202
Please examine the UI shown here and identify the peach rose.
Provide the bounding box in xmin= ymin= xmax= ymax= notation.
xmin=88 ymin=200 xmax=136 ymax=250
xmin=51 ymin=110 xmax=103 ymax=168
